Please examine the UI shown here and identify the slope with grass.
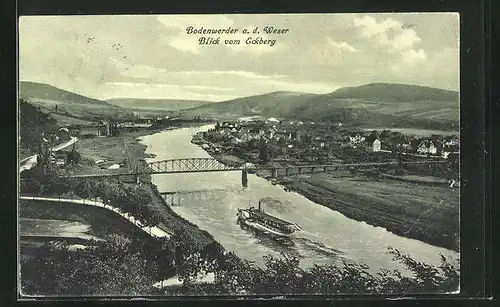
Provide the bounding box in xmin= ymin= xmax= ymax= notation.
xmin=106 ymin=98 xmax=213 ymax=111
xmin=182 ymin=91 xmax=318 ymax=119
xmin=20 ymin=81 xmax=134 ymax=121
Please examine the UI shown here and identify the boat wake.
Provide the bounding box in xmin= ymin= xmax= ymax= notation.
xmin=294 ymin=236 xmax=344 ymax=258
xmin=241 ymin=223 xmax=344 ymax=261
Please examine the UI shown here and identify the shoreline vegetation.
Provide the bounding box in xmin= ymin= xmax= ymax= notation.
xmin=201 ymin=151 xmax=459 ymax=252
xmin=19 ymin=124 xmax=459 ymax=296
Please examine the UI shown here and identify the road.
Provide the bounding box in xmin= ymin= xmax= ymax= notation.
xmin=19 ymin=136 xmax=79 ymax=173
xmin=19 ymin=195 xmax=171 ymax=239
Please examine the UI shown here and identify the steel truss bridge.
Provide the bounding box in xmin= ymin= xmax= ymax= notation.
xmin=66 ymin=157 xmax=447 ymax=181
xmin=146 ymin=158 xmax=246 ymax=174
xmin=144 ymin=157 xmax=446 ymax=176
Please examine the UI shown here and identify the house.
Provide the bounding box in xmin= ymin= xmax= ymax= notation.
xmin=444 ymin=137 xmax=459 ymax=147
xmin=240 ymin=133 xmax=254 ymax=143
xmin=50 ymin=151 xmax=67 ymax=167
xmin=267 ymin=127 xmax=277 ymax=139
xmin=295 ymin=130 xmax=301 ymax=142
xmin=349 ymin=134 xmax=365 ymax=146
xmin=417 ymin=140 xmax=437 ymax=155
xmin=449 ymin=178 xmax=460 ymax=188
xmin=396 ymin=137 xmax=413 ymax=152
xmin=266 ymin=117 xmax=280 ymax=124
xmin=372 ymin=139 xmax=381 ymax=152
xmin=230 ymin=138 xmax=242 ymax=145
xmin=57 ymin=127 xmax=70 ymax=142
xmin=71 ymin=123 xmax=110 ymax=137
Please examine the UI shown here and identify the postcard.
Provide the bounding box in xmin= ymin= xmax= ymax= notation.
xmin=18 ymin=13 xmax=460 ymax=298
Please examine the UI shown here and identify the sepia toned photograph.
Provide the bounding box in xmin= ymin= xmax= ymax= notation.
xmin=18 ymin=13 xmax=460 ymax=297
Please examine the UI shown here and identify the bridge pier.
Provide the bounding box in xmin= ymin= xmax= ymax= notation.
xmin=241 ymin=170 xmax=248 ymax=187
xmin=134 ymin=165 xmax=140 ymax=184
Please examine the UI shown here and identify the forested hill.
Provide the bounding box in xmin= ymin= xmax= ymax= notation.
xmin=19 ymin=99 xmax=60 ymax=157
xmin=180 ymin=83 xmax=459 ymax=130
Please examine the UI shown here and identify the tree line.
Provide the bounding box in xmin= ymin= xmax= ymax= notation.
xmin=20 ymin=222 xmax=459 ymax=296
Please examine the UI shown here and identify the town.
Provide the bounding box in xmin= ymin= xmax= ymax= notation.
xmin=192 ymin=117 xmax=460 ymax=185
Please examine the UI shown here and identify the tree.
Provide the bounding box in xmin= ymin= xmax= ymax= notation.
xmin=66 ymin=144 xmax=81 ymax=165
xmin=75 ymin=179 xmax=93 ymax=199
xmin=259 ymin=142 xmax=270 ymax=164
xmin=277 ymin=137 xmax=286 ymax=146
xmin=380 ymin=130 xmax=392 ymax=139
xmin=247 ymin=139 xmax=259 ymax=151
xmin=366 ymin=130 xmax=379 ymax=144
xmin=21 ymin=240 xmax=157 ymax=296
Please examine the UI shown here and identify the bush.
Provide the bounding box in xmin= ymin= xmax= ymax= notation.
xmin=20 ymin=240 xmax=157 ymax=296
xmin=169 ymin=240 xmax=459 ymax=296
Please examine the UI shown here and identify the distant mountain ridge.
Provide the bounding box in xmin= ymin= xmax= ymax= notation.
xmin=106 ymin=98 xmax=213 ymax=111
xmin=19 ymin=81 xmax=459 ymax=130
xmin=181 ymin=83 xmax=459 ymax=130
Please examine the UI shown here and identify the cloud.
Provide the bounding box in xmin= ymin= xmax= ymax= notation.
xmin=300 ymin=36 xmax=357 ymax=67
xmin=327 ymin=37 xmax=357 ymax=52
xmin=400 ymin=48 xmax=427 ymax=64
xmin=353 ymin=15 xmax=423 ymax=53
xmin=388 ymin=47 xmax=458 ymax=90
xmin=352 ymin=14 xmax=428 ymax=73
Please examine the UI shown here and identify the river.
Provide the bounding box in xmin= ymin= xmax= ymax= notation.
xmin=139 ymin=125 xmax=459 ymax=273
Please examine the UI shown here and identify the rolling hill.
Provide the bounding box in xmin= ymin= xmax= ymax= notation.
xmin=327 ymin=83 xmax=459 ymax=102
xmin=19 ymin=81 xmax=134 ymax=121
xmin=180 ymin=91 xmax=319 ymax=118
xmin=181 ymin=83 xmax=460 ymax=130
xmin=106 ymin=98 xmax=213 ymax=111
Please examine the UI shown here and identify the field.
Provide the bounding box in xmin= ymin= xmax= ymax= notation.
xmin=26 ymin=99 xmax=133 ymax=121
xmin=50 ymin=114 xmax=95 ymax=126
xmin=70 ymin=131 xmax=148 ymax=175
xmin=362 ymin=128 xmax=459 ymax=137
xmin=281 ymin=171 xmax=459 ymax=251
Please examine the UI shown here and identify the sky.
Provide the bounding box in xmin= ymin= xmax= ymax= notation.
xmin=19 ymin=13 xmax=459 ymax=102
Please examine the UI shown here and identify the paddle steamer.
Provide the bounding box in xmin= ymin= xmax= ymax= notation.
xmin=236 ymin=201 xmax=302 ymax=238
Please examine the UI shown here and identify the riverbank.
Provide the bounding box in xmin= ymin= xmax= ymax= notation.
xmin=199 ymin=145 xmax=459 ymax=252
xmin=74 ymin=129 xmax=220 ymax=248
